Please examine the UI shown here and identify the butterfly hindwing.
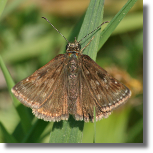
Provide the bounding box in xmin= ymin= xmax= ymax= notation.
xmin=32 ymin=65 xmax=69 ymax=122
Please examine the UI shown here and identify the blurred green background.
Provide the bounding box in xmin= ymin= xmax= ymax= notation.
xmin=0 ymin=0 xmax=143 ymax=143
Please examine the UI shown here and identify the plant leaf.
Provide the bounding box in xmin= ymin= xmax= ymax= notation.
xmin=78 ymin=0 xmax=104 ymax=61
xmin=49 ymin=116 xmax=84 ymax=143
xmin=0 ymin=122 xmax=18 ymax=143
xmin=0 ymin=55 xmax=32 ymax=133
xmin=0 ymin=0 xmax=7 ymax=17
xmin=93 ymin=107 xmax=96 ymax=143
xmin=98 ymin=0 xmax=139 ymax=50
xmin=49 ymin=0 xmax=105 ymax=143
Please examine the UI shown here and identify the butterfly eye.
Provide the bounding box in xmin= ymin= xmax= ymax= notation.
xmin=78 ymin=43 xmax=81 ymax=50
xmin=66 ymin=44 xmax=69 ymax=50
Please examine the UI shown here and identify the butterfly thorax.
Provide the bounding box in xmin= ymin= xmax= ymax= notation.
xmin=66 ymin=42 xmax=81 ymax=113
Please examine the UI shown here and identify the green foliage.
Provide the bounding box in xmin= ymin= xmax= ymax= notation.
xmin=0 ymin=0 xmax=7 ymax=17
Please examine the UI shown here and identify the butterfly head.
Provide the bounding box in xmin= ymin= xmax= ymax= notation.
xmin=66 ymin=38 xmax=81 ymax=53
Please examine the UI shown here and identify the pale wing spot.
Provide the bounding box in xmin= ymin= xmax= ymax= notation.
xmin=26 ymin=78 xmax=29 ymax=81
xmin=108 ymin=103 xmax=112 ymax=106
xmin=125 ymin=89 xmax=128 ymax=93
xmin=115 ymin=81 xmax=118 ymax=84
xmin=85 ymin=70 xmax=89 ymax=74
xmin=120 ymin=96 xmax=123 ymax=99
xmin=123 ymin=93 xmax=126 ymax=96
xmin=42 ymin=93 xmax=47 ymax=97
xmin=104 ymin=78 xmax=107 ymax=83
xmin=90 ymin=79 xmax=97 ymax=89
xmin=97 ymin=94 xmax=102 ymax=100
xmin=103 ymin=104 xmax=107 ymax=107
xmin=95 ymin=80 xmax=100 ymax=85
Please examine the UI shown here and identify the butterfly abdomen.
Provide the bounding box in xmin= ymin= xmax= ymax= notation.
xmin=67 ymin=53 xmax=80 ymax=113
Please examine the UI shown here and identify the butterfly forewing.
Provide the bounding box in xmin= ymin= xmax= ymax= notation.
xmin=80 ymin=55 xmax=131 ymax=121
xmin=11 ymin=54 xmax=67 ymax=111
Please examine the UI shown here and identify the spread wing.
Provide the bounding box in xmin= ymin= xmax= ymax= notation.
xmin=12 ymin=54 xmax=69 ymax=122
xmin=73 ymin=55 xmax=131 ymax=122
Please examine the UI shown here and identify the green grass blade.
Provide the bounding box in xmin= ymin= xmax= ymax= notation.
xmin=0 ymin=56 xmax=20 ymax=107
xmin=0 ymin=0 xmax=7 ymax=17
xmin=0 ymin=55 xmax=32 ymax=133
xmin=1 ymin=0 xmax=26 ymax=20
xmin=126 ymin=118 xmax=143 ymax=142
xmin=21 ymin=119 xmax=50 ymax=143
xmin=50 ymin=116 xmax=84 ymax=143
xmin=93 ymin=107 xmax=96 ymax=143
xmin=98 ymin=0 xmax=138 ymax=50
xmin=78 ymin=0 xmax=105 ymax=61
xmin=49 ymin=0 xmax=104 ymax=143
xmin=0 ymin=122 xmax=18 ymax=143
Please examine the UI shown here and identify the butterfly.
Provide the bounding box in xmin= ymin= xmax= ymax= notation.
xmin=11 ymin=17 xmax=131 ymax=122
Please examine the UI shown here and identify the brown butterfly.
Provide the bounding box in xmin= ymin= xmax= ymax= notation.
xmin=11 ymin=17 xmax=131 ymax=122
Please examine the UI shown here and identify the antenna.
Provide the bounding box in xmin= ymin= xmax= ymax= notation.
xmin=78 ymin=21 xmax=109 ymax=43
xmin=42 ymin=17 xmax=69 ymax=43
